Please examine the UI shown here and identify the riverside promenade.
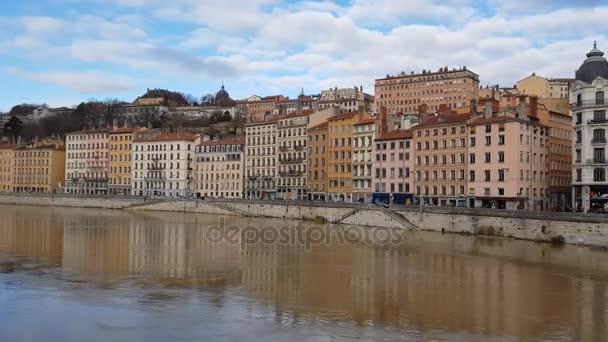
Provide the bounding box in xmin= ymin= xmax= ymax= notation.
xmin=1 ymin=193 xmax=608 ymax=248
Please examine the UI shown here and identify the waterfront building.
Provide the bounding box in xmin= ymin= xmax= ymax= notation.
xmin=109 ymin=127 xmax=143 ymax=195
xmin=352 ymin=118 xmax=376 ymax=202
xmin=468 ymin=101 xmax=549 ymax=210
xmin=412 ymin=110 xmax=470 ymax=207
xmin=245 ymin=118 xmax=278 ymax=199
xmin=375 ymin=67 xmax=480 ymax=115
xmin=318 ymin=86 xmax=373 ymax=113
xmin=327 ymin=111 xmax=370 ymax=202
xmin=571 ymin=42 xmax=608 ymax=212
xmin=194 ymin=136 xmax=245 ymax=199
xmin=277 ymin=109 xmax=335 ymax=200
xmin=0 ymin=144 xmax=15 ymax=192
xmin=131 ymin=132 xmax=197 ymax=197
xmin=307 ymin=122 xmax=329 ymax=201
xmin=372 ymin=129 xmax=413 ymax=199
xmin=13 ymin=141 xmax=65 ymax=193
xmin=64 ymin=129 xmax=109 ymax=195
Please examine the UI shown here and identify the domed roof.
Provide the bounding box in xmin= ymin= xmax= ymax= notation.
xmin=215 ymin=84 xmax=230 ymax=101
xmin=576 ymin=41 xmax=608 ymax=83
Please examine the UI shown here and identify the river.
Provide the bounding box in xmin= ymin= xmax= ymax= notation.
xmin=0 ymin=204 xmax=607 ymax=341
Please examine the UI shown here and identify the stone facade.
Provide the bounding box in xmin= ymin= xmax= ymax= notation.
xmin=352 ymin=118 xmax=376 ymax=202
xmin=194 ymin=136 xmax=245 ymax=199
xmin=13 ymin=142 xmax=65 ymax=193
xmin=373 ymin=129 xmax=413 ymax=198
xmin=64 ymin=129 xmax=109 ymax=195
xmin=245 ymin=118 xmax=278 ymax=199
xmin=0 ymin=144 xmax=15 ymax=192
xmin=307 ymin=122 xmax=329 ymax=201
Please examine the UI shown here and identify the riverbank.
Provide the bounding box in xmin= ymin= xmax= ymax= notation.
xmin=1 ymin=193 xmax=607 ymax=248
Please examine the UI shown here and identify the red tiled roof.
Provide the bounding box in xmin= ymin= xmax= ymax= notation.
xmin=309 ymin=122 xmax=329 ymax=130
xmin=66 ymin=129 xmax=109 ymax=135
xmin=376 ymin=129 xmax=413 ymax=141
xmin=353 ymin=118 xmax=376 ymax=125
xmin=0 ymin=144 xmax=16 ymax=150
xmin=110 ymin=127 xmax=139 ymax=134
xmin=134 ymin=133 xmax=197 ymax=143
xmin=416 ymin=113 xmax=470 ymax=128
xmin=327 ymin=112 xmax=359 ymax=121
xmin=198 ymin=136 xmax=244 ymax=147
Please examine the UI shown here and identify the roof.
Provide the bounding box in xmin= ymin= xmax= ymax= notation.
xmin=198 ymin=136 xmax=244 ymax=147
xmin=14 ymin=144 xmax=64 ymax=151
xmin=468 ymin=115 xmax=519 ymax=125
xmin=375 ymin=129 xmax=413 ymax=141
xmin=280 ymin=111 xmax=310 ymax=120
xmin=246 ymin=117 xmax=279 ymax=126
xmin=134 ymin=133 xmax=198 ymax=143
xmin=353 ymin=118 xmax=376 ymax=125
xmin=416 ymin=113 xmax=470 ymax=128
xmin=0 ymin=144 xmax=16 ymax=150
xmin=110 ymin=127 xmax=137 ymax=134
xmin=309 ymin=122 xmax=329 ymax=130
xmin=327 ymin=112 xmax=359 ymax=121
xmin=66 ymin=129 xmax=109 ymax=135
xmin=576 ymin=42 xmax=608 ymax=83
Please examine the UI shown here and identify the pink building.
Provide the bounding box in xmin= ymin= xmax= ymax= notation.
xmin=468 ymin=107 xmax=549 ymax=210
xmin=372 ymin=129 xmax=414 ymax=201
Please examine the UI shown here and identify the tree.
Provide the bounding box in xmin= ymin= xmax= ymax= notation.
xmin=201 ymin=94 xmax=215 ymax=105
xmin=3 ymin=115 xmax=23 ymax=138
xmin=180 ymin=93 xmax=198 ymax=106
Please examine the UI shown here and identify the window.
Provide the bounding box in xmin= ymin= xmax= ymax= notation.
xmin=576 ymin=169 xmax=582 ymax=182
xmin=576 ymin=131 xmax=582 ymax=143
xmin=597 ymin=91 xmax=605 ymax=105
xmin=485 ymin=152 xmax=491 ymax=163
xmin=485 ymin=170 xmax=491 ymax=181
xmin=470 ymin=153 xmax=476 ymax=164
xmin=470 ymin=137 xmax=476 ymax=147
xmin=498 ymin=151 xmax=505 ymax=163
xmin=485 ymin=136 xmax=491 ymax=146
xmin=470 ymin=171 xmax=475 ymax=181
xmin=594 ymin=168 xmax=605 ymax=182
xmin=594 ymin=148 xmax=605 ymax=163
xmin=593 ymin=110 xmax=606 ymax=123
xmin=498 ymin=169 xmax=505 ymax=182
xmin=576 ymin=113 xmax=582 ymax=125
xmin=485 ymin=125 xmax=491 ymax=133
xmin=593 ymin=129 xmax=605 ymax=143
xmin=498 ymin=135 xmax=505 ymax=145
xmin=498 ymin=188 xmax=505 ymax=196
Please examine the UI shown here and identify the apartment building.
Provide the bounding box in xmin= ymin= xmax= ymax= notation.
xmin=109 ymin=127 xmax=142 ymax=195
xmin=375 ymin=67 xmax=479 ymax=115
xmin=131 ymin=132 xmax=197 ymax=197
xmin=373 ymin=129 xmax=413 ymax=198
xmin=413 ymin=112 xmax=471 ymax=207
xmin=318 ymin=86 xmax=373 ymax=113
xmin=64 ymin=129 xmax=109 ymax=195
xmin=352 ymin=118 xmax=376 ymax=202
xmin=194 ymin=136 xmax=245 ymax=199
xmin=0 ymin=144 xmax=15 ymax=192
xmin=245 ymin=118 xmax=278 ymax=199
xmin=468 ymin=105 xmax=549 ymax=210
xmin=13 ymin=142 xmax=65 ymax=193
xmin=571 ymin=42 xmax=608 ymax=212
xmin=307 ymin=122 xmax=329 ymax=201
xmin=276 ymin=93 xmax=318 ymax=116
xmin=327 ymin=112 xmax=370 ymax=202
xmin=238 ymin=95 xmax=284 ymax=122
xmin=517 ymin=73 xmax=574 ymax=99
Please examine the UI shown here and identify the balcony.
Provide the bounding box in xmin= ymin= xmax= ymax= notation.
xmin=279 ymin=157 xmax=305 ymax=163
xmin=294 ymin=145 xmax=305 ymax=151
xmin=278 ymin=146 xmax=289 ymax=152
xmin=588 ymin=119 xmax=608 ymax=125
xmin=279 ymin=170 xmax=304 ymax=176
xmin=591 ymin=139 xmax=606 ymax=145
xmin=586 ymin=158 xmax=607 ymax=164
xmin=248 ymin=175 xmax=258 ymax=180
xmin=572 ymin=100 xmax=606 ymax=109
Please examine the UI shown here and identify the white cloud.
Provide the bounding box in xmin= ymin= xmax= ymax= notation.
xmin=3 ymin=67 xmax=136 ymax=93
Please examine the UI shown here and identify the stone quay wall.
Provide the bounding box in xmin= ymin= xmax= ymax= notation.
xmin=0 ymin=194 xmax=607 ymax=248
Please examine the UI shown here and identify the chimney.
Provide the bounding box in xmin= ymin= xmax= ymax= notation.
xmin=484 ymin=100 xmax=493 ymax=119
xmin=381 ymin=106 xmax=388 ymax=135
xmin=529 ymin=96 xmax=538 ymax=117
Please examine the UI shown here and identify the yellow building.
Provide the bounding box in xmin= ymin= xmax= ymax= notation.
xmin=0 ymin=144 xmax=15 ymax=192
xmin=327 ymin=112 xmax=369 ymax=202
xmin=13 ymin=142 xmax=65 ymax=193
xmin=307 ymin=122 xmax=329 ymax=201
xmin=109 ymin=128 xmax=143 ymax=195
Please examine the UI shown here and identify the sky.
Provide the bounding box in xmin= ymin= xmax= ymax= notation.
xmin=0 ymin=0 xmax=606 ymax=112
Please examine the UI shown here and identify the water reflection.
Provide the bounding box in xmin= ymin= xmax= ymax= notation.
xmin=1 ymin=204 xmax=607 ymax=341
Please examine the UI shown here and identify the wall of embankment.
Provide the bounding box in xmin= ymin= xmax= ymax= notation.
xmin=1 ymin=194 xmax=607 ymax=248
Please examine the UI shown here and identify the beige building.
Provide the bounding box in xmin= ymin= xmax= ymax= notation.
xmin=131 ymin=132 xmax=197 ymax=197
xmin=194 ymin=136 xmax=245 ymax=199
xmin=375 ymin=67 xmax=479 ymax=115
xmin=277 ymin=109 xmax=335 ymax=200
xmin=0 ymin=144 xmax=15 ymax=192
xmin=245 ymin=118 xmax=278 ymax=199
xmin=238 ymin=95 xmax=284 ymax=122
xmin=307 ymin=122 xmax=329 ymax=201
xmin=468 ymin=105 xmax=549 ymax=210
xmin=109 ymin=127 xmax=142 ymax=195
xmin=352 ymin=118 xmax=376 ymax=202
xmin=13 ymin=142 xmax=65 ymax=193
xmin=413 ymin=111 xmax=471 ymax=207
xmin=64 ymin=129 xmax=109 ymax=195
xmin=517 ymin=73 xmax=573 ymax=99
xmin=372 ymin=129 xmax=414 ymax=198
xmin=319 ymin=86 xmax=373 ymax=113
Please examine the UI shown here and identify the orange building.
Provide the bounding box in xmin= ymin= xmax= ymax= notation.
xmin=0 ymin=144 xmax=15 ymax=192
xmin=307 ymin=122 xmax=329 ymax=201
xmin=327 ymin=112 xmax=369 ymax=202
xmin=375 ymin=67 xmax=479 ymax=115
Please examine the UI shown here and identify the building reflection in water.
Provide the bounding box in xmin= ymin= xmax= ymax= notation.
xmin=0 ymin=204 xmax=607 ymax=341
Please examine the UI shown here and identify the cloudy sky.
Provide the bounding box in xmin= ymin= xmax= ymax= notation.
xmin=0 ymin=0 xmax=606 ymax=111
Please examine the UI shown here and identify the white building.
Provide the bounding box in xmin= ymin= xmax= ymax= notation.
xmin=131 ymin=132 xmax=198 ymax=197
xmin=571 ymin=42 xmax=608 ymax=213
xmin=245 ymin=118 xmax=278 ymax=199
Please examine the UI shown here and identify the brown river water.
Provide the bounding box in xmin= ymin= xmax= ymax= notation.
xmin=0 ymin=204 xmax=607 ymax=341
